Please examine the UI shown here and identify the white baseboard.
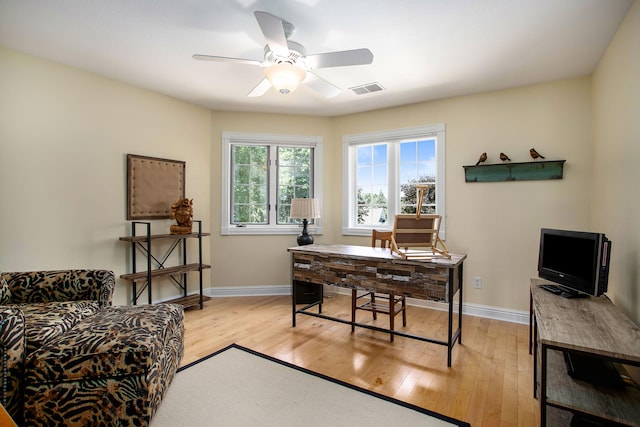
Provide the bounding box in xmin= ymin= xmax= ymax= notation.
xmin=205 ymin=285 xmax=291 ymax=298
xmin=204 ymin=285 xmax=529 ymax=325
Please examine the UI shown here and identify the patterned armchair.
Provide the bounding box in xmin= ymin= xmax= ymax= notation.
xmin=1 ymin=269 xmax=183 ymax=426
xmin=0 ymin=270 xmax=115 ymax=424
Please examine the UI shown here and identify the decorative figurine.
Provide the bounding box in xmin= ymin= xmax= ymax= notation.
xmin=529 ymin=148 xmax=545 ymax=161
xmin=475 ymin=152 xmax=487 ymax=165
xmin=170 ymin=198 xmax=193 ymax=234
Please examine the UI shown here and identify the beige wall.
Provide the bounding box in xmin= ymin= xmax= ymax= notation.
xmin=206 ymin=78 xmax=592 ymax=315
xmin=1 ymin=0 xmax=638 ymax=321
xmin=0 ymin=46 xmax=212 ymax=306
xmin=208 ymin=56 xmax=639 ymax=321
xmin=208 ymin=112 xmax=333 ymax=288
xmin=333 ymin=79 xmax=593 ymax=312
xmin=592 ymin=0 xmax=640 ymax=322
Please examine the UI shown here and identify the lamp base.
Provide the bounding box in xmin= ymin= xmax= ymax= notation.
xmin=296 ymin=218 xmax=314 ymax=246
xmin=297 ymin=233 xmax=314 ymax=246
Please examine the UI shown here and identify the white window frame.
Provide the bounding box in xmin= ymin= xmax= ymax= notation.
xmin=221 ymin=131 xmax=323 ymax=235
xmin=342 ymin=124 xmax=446 ymax=237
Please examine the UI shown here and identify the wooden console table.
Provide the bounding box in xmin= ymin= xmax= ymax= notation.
xmin=530 ymin=278 xmax=640 ymax=426
xmin=288 ymin=244 xmax=466 ymax=367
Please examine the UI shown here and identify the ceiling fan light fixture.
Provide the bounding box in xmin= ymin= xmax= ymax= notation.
xmin=264 ymin=62 xmax=307 ymax=94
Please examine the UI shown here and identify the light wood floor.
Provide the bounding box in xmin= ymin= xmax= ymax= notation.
xmin=181 ymin=294 xmax=540 ymax=427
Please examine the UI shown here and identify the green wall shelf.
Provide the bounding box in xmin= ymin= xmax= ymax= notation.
xmin=463 ymin=160 xmax=566 ymax=183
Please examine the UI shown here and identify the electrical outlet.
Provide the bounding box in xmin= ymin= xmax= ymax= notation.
xmin=473 ymin=276 xmax=482 ymax=289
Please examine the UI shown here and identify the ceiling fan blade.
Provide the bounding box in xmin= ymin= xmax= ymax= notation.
xmin=305 ymin=48 xmax=374 ymax=69
xmin=192 ymin=54 xmax=261 ymax=67
xmin=248 ymin=78 xmax=272 ymax=97
xmin=305 ymin=73 xmax=341 ymax=98
xmin=254 ymin=11 xmax=289 ymax=58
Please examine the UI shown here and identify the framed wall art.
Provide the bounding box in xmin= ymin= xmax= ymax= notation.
xmin=127 ymin=154 xmax=185 ymax=220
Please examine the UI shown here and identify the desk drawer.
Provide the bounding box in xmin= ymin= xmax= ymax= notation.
xmin=294 ymin=280 xmax=322 ymax=304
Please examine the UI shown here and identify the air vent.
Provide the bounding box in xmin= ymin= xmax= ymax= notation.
xmin=350 ymin=82 xmax=384 ymax=95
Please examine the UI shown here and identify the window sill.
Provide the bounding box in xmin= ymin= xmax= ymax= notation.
xmin=221 ymin=225 xmax=323 ymax=236
xmin=342 ymin=227 xmax=392 ymax=237
xmin=342 ymin=225 xmax=446 ymax=240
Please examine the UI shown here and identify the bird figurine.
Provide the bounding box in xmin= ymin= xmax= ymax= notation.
xmin=499 ymin=152 xmax=511 ymax=162
xmin=475 ymin=152 xmax=487 ymax=166
xmin=529 ymin=148 xmax=545 ymax=161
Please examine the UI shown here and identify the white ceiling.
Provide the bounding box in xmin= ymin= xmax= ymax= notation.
xmin=0 ymin=0 xmax=633 ymax=117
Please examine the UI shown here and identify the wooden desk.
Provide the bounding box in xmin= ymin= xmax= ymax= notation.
xmin=288 ymin=244 xmax=466 ymax=366
xmin=530 ymin=279 xmax=640 ymax=426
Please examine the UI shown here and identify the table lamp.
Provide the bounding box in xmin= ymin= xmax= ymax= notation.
xmin=290 ymin=198 xmax=320 ymax=245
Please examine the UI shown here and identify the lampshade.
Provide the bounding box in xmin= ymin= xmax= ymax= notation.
xmin=290 ymin=198 xmax=320 ymax=219
xmin=264 ymin=63 xmax=307 ymax=95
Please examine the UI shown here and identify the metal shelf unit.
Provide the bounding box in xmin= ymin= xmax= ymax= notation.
xmin=119 ymin=220 xmax=211 ymax=310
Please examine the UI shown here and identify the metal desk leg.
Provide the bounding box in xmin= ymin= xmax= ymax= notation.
xmin=292 ymin=279 xmax=297 ymax=327
xmin=447 ymin=263 xmax=464 ymax=367
xmin=529 ymin=289 xmax=533 ymax=354
xmin=458 ymin=263 xmax=463 ymax=344
xmin=540 ymin=344 xmax=547 ymax=426
xmin=291 ymin=255 xmax=297 ymax=327
xmin=533 ymin=314 xmax=538 ymax=398
xmin=447 ymin=270 xmax=454 ymax=367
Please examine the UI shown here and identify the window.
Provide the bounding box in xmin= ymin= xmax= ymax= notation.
xmin=342 ymin=124 xmax=445 ymax=237
xmin=221 ymin=131 xmax=323 ymax=235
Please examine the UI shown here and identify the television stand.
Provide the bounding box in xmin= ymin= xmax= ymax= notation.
xmin=530 ymin=278 xmax=640 ymax=426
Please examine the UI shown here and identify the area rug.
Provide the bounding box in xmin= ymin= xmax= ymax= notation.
xmin=150 ymin=344 xmax=470 ymax=426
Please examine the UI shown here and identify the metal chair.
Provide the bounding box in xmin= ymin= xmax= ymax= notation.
xmin=351 ymin=229 xmax=407 ymax=341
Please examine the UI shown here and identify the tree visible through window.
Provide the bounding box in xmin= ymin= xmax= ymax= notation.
xmin=356 ymin=144 xmax=388 ymax=226
xmin=221 ymin=131 xmax=323 ymax=235
xmin=232 ymin=145 xmax=268 ymax=224
xmin=399 ymin=139 xmax=436 ymax=215
xmin=277 ymin=146 xmax=312 ymax=224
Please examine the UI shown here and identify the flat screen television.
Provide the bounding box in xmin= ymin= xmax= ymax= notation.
xmin=537 ymin=228 xmax=611 ymax=297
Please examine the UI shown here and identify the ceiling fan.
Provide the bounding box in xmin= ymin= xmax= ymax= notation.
xmin=193 ymin=11 xmax=374 ymax=98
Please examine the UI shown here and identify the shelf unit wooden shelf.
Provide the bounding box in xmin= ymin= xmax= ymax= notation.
xmin=119 ymin=263 xmax=210 ymax=282
xmin=530 ymin=278 xmax=640 ymax=426
xmin=545 ymin=349 xmax=640 ymax=424
xmin=119 ymin=220 xmax=211 ymax=310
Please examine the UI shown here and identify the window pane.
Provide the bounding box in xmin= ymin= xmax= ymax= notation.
xmin=222 ymin=132 xmax=321 ymax=234
xmin=400 ymin=141 xmax=416 ymax=162
xmin=233 ymin=146 xmax=251 ymax=164
xmin=231 ymin=145 xmax=268 ymax=224
xmin=356 ymin=144 xmax=388 ymax=226
xmin=233 ymin=204 xmax=250 ymax=223
xmin=277 ymin=146 xmax=313 ymax=224
xmin=278 ymin=203 xmax=291 ymax=224
xmin=357 ymin=145 xmax=372 ymax=164
xmin=233 ymin=164 xmax=249 ymax=184
xmin=399 ymin=139 xmax=436 ymax=214
xmin=373 ymin=165 xmax=387 ymax=185
xmin=373 ymin=144 xmax=387 ymax=163
xmin=250 ymin=164 xmax=267 ymax=184
xmin=344 ymin=125 xmax=444 ymax=235
xmin=418 ymin=139 xmax=435 ymax=160
xmin=233 ymin=184 xmax=249 ymax=203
